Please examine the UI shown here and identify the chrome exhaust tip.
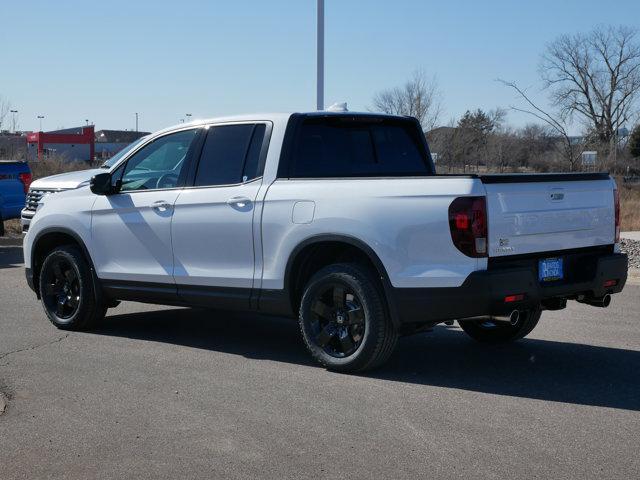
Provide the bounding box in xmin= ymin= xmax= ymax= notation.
xmin=508 ymin=309 xmax=520 ymax=326
xmin=578 ymin=294 xmax=611 ymax=308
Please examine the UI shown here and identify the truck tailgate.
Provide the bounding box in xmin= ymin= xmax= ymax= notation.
xmin=482 ymin=174 xmax=615 ymax=257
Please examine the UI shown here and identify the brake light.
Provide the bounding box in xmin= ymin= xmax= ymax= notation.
xmin=449 ymin=196 xmax=488 ymax=258
xmin=18 ymin=172 xmax=32 ymax=194
xmin=603 ymin=279 xmax=618 ymax=288
xmin=613 ymin=188 xmax=620 ymax=243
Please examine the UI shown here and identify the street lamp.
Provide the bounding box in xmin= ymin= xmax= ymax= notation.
xmin=185 ymin=113 xmax=192 ymax=122
xmin=135 ymin=112 xmax=139 ymax=132
xmin=85 ymin=119 xmax=89 ymax=126
xmin=10 ymin=110 xmax=18 ymax=133
xmin=37 ymin=115 xmax=45 ymax=132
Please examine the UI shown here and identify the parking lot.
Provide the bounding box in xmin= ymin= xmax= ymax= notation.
xmin=1 ymin=245 xmax=639 ymax=479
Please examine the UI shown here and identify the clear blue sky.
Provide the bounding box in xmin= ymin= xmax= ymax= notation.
xmin=2 ymin=0 xmax=638 ymax=133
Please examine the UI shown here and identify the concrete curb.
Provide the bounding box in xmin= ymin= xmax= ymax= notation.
xmin=621 ymin=231 xmax=640 ymax=241
xmin=0 ymin=236 xmax=23 ymax=247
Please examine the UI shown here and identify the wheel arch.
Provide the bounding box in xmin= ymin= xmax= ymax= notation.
xmin=30 ymin=227 xmax=98 ymax=298
xmin=282 ymin=234 xmax=401 ymax=327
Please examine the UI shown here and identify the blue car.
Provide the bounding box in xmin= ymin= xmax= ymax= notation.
xmin=0 ymin=160 xmax=31 ymax=236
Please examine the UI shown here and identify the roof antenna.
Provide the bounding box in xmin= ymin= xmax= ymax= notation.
xmin=327 ymin=102 xmax=348 ymax=112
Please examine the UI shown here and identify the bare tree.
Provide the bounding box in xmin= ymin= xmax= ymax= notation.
xmin=500 ymin=80 xmax=583 ymax=171
xmin=372 ymin=71 xmax=443 ymax=130
xmin=540 ymin=25 xmax=640 ymax=144
xmin=0 ymin=96 xmax=11 ymax=131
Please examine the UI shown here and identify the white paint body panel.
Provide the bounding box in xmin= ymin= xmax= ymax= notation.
xmin=485 ymin=179 xmax=616 ymax=257
xmin=91 ymin=190 xmax=180 ymax=283
xmin=171 ymin=180 xmax=262 ymax=288
xmin=260 ymin=178 xmax=484 ymax=289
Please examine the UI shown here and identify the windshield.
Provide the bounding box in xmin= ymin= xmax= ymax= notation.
xmin=100 ymin=136 xmax=149 ymax=169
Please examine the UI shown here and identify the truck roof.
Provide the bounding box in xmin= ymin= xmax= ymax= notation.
xmin=154 ymin=111 xmax=410 ymax=136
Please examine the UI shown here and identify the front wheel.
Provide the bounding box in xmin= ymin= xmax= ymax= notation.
xmin=298 ymin=263 xmax=398 ymax=373
xmin=38 ymin=245 xmax=107 ymax=330
xmin=458 ymin=308 xmax=542 ymax=343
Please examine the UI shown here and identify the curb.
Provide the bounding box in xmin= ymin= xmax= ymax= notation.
xmin=0 ymin=236 xmax=24 ymax=247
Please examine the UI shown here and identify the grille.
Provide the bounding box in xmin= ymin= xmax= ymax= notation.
xmin=24 ymin=188 xmax=59 ymax=211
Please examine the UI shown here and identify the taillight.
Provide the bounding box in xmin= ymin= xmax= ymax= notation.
xmin=613 ymin=188 xmax=620 ymax=243
xmin=18 ymin=172 xmax=32 ymax=194
xmin=449 ymin=196 xmax=488 ymax=258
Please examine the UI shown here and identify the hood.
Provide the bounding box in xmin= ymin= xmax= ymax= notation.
xmin=29 ymin=168 xmax=103 ymax=190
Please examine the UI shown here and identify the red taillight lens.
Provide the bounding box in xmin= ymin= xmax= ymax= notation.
xmin=449 ymin=196 xmax=488 ymax=258
xmin=613 ymin=188 xmax=620 ymax=243
xmin=603 ymin=279 xmax=618 ymax=288
xmin=504 ymin=294 xmax=525 ymax=303
xmin=18 ymin=172 xmax=32 ymax=194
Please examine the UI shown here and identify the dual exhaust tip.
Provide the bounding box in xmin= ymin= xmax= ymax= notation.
xmin=578 ymin=294 xmax=611 ymax=308
xmin=466 ymin=293 xmax=612 ymax=326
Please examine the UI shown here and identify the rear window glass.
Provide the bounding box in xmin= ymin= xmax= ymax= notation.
xmin=290 ymin=117 xmax=432 ymax=178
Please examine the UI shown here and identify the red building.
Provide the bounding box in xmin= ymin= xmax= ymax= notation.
xmin=26 ymin=126 xmax=95 ymax=161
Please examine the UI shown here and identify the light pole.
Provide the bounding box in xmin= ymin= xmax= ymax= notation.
xmin=37 ymin=115 xmax=45 ymax=132
xmin=135 ymin=112 xmax=139 ymax=132
xmin=10 ymin=110 xmax=18 ymax=133
xmin=85 ymin=119 xmax=89 ymax=126
xmin=317 ymin=0 xmax=324 ymax=111
xmin=185 ymin=113 xmax=192 ymax=122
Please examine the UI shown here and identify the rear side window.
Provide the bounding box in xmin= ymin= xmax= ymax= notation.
xmin=290 ymin=117 xmax=432 ymax=178
xmin=194 ymin=124 xmax=266 ymax=186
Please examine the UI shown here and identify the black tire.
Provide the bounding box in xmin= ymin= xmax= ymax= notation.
xmin=298 ymin=263 xmax=398 ymax=373
xmin=458 ymin=308 xmax=542 ymax=343
xmin=38 ymin=245 xmax=107 ymax=330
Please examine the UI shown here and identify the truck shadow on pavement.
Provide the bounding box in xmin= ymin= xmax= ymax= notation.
xmin=0 ymin=246 xmax=23 ymax=270
xmin=95 ymin=308 xmax=640 ymax=412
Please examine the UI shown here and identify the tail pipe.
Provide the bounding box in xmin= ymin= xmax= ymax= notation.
xmin=463 ymin=310 xmax=521 ymax=326
xmin=578 ymin=294 xmax=611 ymax=308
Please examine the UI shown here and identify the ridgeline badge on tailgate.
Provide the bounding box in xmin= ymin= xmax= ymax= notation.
xmin=494 ymin=238 xmax=514 ymax=254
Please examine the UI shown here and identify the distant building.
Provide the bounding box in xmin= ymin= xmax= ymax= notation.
xmin=26 ymin=126 xmax=94 ymax=161
xmin=95 ymin=130 xmax=150 ymax=159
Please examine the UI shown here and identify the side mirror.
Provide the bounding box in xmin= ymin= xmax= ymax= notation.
xmin=90 ymin=173 xmax=114 ymax=195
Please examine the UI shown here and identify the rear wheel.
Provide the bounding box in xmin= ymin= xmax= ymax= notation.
xmin=39 ymin=245 xmax=107 ymax=330
xmin=298 ymin=263 xmax=398 ymax=373
xmin=458 ymin=308 xmax=542 ymax=343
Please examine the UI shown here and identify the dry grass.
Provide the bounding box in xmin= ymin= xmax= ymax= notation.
xmin=4 ymin=219 xmax=22 ymax=236
xmin=620 ymin=184 xmax=640 ymax=232
xmin=28 ymin=157 xmax=94 ymax=181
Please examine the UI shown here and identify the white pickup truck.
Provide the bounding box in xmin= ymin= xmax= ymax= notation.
xmin=23 ymin=111 xmax=628 ymax=372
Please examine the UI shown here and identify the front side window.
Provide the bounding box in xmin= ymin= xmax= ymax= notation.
xmin=194 ymin=123 xmax=267 ymax=187
xmin=119 ymin=129 xmax=198 ymax=192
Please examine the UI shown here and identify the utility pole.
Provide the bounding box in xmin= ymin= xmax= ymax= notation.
xmin=10 ymin=110 xmax=18 ymax=133
xmin=135 ymin=112 xmax=139 ymax=132
xmin=317 ymin=0 xmax=324 ymax=111
xmin=37 ymin=115 xmax=45 ymax=132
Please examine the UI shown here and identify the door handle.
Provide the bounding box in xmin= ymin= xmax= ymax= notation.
xmin=226 ymin=196 xmax=251 ymax=208
xmin=151 ymin=200 xmax=172 ymax=211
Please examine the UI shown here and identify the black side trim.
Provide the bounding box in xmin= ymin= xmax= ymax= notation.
xmin=479 ymin=172 xmax=610 ymax=183
xmin=100 ymin=279 xmax=253 ymax=311
xmin=178 ymin=284 xmax=251 ymax=310
xmin=101 ymin=279 xmax=180 ymax=305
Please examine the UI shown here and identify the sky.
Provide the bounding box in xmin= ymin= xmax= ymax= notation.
xmin=2 ymin=0 xmax=639 ymax=134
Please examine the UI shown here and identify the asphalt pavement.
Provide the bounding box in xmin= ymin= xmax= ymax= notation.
xmin=1 ymin=245 xmax=639 ymax=479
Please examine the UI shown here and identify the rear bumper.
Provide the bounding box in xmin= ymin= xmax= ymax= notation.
xmin=392 ymin=251 xmax=628 ymax=324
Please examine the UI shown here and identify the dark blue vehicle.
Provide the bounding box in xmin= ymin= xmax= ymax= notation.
xmin=0 ymin=161 xmax=31 ymax=236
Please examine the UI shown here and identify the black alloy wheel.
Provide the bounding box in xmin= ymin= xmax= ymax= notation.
xmin=309 ymin=282 xmax=366 ymax=358
xmin=299 ymin=263 xmax=398 ymax=372
xmin=42 ymin=257 xmax=81 ymax=321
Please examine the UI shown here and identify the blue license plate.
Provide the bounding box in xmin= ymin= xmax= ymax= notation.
xmin=539 ymin=257 xmax=563 ymax=282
